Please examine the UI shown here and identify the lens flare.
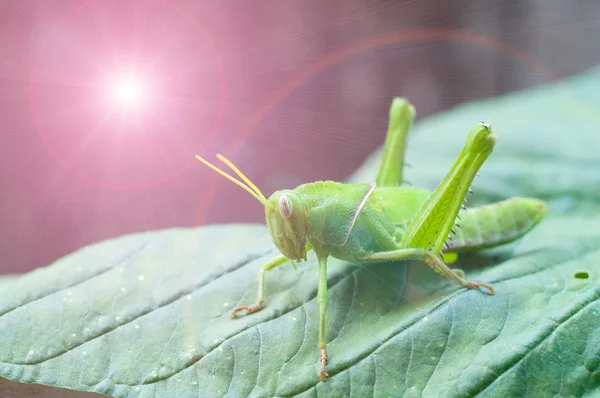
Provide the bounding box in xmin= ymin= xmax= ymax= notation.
xmin=29 ymin=0 xmax=225 ymax=190
xmin=110 ymin=76 xmax=146 ymax=110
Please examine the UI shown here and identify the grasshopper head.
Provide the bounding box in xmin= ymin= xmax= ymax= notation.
xmin=194 ymin=153 xmax=307 ymax=260
xmin=265 ymin=190 xmax=308 ymax=261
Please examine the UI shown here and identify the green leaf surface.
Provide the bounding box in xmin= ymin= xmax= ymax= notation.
xmin=2 ymin=66 xmax=600 ymax=397
xmin=0 ymin=275 xmax=19 ymax=289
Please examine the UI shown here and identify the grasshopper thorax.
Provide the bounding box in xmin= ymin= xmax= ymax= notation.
xmin=265 ymin=190 xmax=308 ymax=261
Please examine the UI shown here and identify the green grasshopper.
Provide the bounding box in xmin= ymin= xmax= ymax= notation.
xmin=195 ymin=98 xmax=547 ymax=381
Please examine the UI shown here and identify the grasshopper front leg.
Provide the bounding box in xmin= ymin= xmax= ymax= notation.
xmin=230 ymin=253 xmax=289 ymax=318
xmin=231 ymin=243 xmax=314 ymax=318
xmin=367 ymin=122 xmax=497 ymax=294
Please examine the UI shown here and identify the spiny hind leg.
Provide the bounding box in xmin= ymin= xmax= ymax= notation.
xmin=363 ymin=248 xmax=494 ymax=294
xmin=375 ymin=98 xmax=415 ymax=187
xmin=452 ymin=268 xmax=466 ymax=279
xmin=230 ymin=253 xmax=289 ymax=318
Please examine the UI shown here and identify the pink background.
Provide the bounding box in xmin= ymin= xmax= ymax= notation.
xmin=1 ymin=0 xmax=599 ymax=274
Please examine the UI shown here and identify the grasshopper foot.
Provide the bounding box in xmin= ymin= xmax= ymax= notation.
xmin=230 ymin=301 xmax=264 ymax=319
xmin=465 ymin=281 xmax=495 ymax=295
xmin=318 ymin=347 xmax=329 ymax=381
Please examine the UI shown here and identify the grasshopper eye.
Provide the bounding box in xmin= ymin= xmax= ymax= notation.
xmin=278 ymin=195 xmax=293 ymax=218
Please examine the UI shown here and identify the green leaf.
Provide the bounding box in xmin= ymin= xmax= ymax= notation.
xmin=0 ymin=275 xmax=19 ymax=289
xmin=2 ymin=66 xmax=600 ymax=397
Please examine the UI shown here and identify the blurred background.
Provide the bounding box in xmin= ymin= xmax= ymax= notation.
xmin=0 ymin=0 xmax=599 ymax=274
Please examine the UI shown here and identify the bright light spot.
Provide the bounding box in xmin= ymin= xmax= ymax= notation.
xmin=110 ymin=76 xmax=146 ymax=110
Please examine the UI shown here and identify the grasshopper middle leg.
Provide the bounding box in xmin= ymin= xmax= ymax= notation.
xmin=375 ymin=98 xmax=415 ymax=187
xmin=313 ymin=253 xmax=330 ymax=381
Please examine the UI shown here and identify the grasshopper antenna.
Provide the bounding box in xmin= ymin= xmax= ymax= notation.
xmin=216 ymin=154 xmax=267 ymax=203
xmin=195 ymin=154 xmax=267 ymax=206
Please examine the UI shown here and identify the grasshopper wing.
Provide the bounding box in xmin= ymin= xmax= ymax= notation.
xmin=366 ymin=186 xmax=431 ymax=227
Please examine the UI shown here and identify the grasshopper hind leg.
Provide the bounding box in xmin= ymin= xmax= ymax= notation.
xmin=364 ymin=248 xmax=495 ymax=295
xmin=451 ymin=268 xmax=466 ymax=279
xmin=424 ymin=254 xmax=494 ymax=294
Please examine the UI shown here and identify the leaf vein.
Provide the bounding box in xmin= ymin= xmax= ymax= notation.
xmin=0 ymin=240 xmax=152 ymax=317
xmin=474 ymin=287 xmax=600 ymax=395
xmin=288 ymin=242 xmax=600 ymax=396
xmin=1 ymin=249 xmax=270 ymax=366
